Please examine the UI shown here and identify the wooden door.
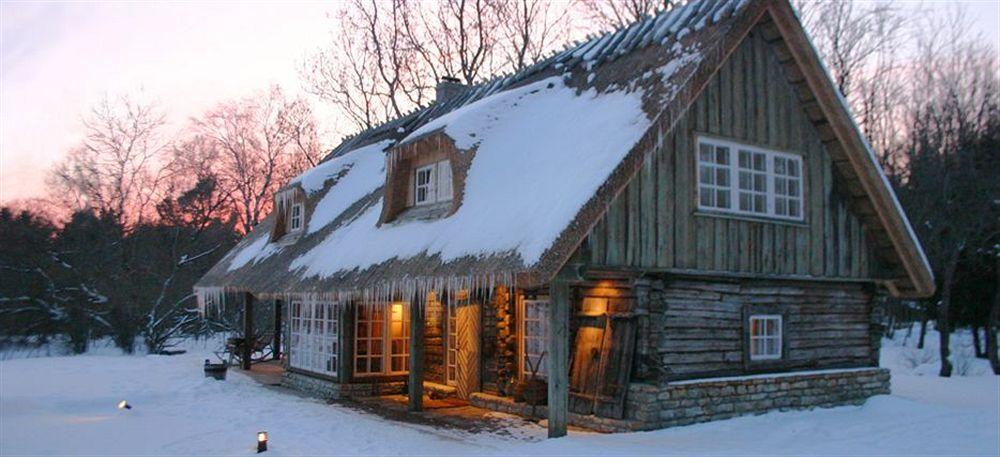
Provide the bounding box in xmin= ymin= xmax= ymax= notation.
xmin=569 ymin=316 xmax=606 ymax=414
xmin=593 ymin=316 xmax=636 ymax=419
xmin=568 ymin=297 xmax=638 ymax=419
xmin=455 ymin=304 xmax=481 ymax=399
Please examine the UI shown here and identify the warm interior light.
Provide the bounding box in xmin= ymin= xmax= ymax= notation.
xmin=391 ymin=302 xmax=404 ymax=320
xmin=257 ymin=431 xmax=268 ymax=453
xmin=117 ymin=400 xmax=131 ymax=410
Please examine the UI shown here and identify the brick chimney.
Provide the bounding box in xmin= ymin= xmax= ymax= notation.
xmin=435 ymin=76 xmax=468 ymax=104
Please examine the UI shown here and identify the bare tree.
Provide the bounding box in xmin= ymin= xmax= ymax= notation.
xmin=191 ymin=86 xmax=321 ymax=234
xmin=302 ymin=0 xmax=430 ymax=131
xmin=579 ymin=0 xmax=670 ymax=30
xmin=302 ymin=0 xmax=574 ymax=132
xmin=48 ymin=95 xmax=168 ymax=230
xmin=794 ymin=0 xmax=908 ymax=171
xmin=896 ymin=9 xmax=1000 ymax=377
xmin=497 ymin=0 xmax=573 ymax=71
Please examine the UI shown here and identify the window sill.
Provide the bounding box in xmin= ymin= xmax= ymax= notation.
xmin=694 ymin=210 xmax=808 ymax=228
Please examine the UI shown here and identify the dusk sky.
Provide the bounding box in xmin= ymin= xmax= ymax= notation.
xmin=2 ymin=1 xmax=998 ymax=204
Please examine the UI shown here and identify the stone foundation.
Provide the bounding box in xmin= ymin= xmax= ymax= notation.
xmin=281 ymin=371 xmax=405 ymax=400
xmin=626 ymin=367 xmax=890 ymax=430
xmin=472 ymin=367 xmax=889 ymax=432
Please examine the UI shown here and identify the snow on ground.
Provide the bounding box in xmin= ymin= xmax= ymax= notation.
xmin=1 ymin=329 xmax=997 ymax=456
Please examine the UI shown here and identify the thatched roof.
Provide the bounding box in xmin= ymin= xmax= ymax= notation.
xmin=196 ymin=0 xmax=935 ymax=304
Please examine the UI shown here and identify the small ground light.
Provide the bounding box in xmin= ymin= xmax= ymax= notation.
xmin=117 ymin=400 xmax=131 ymax=410
xmin=257 ymin=431 xmax=267 ymax=453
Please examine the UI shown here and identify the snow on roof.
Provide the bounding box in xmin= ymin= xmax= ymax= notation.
xmin=290 ymin=77 xmax=651 ymax=278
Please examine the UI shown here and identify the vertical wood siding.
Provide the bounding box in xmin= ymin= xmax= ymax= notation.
xmin=585 ymin=28 xmax=881 ymax=280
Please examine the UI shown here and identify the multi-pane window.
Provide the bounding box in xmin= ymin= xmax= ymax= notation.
xmin=413 ymin=160 xmax=453 ymax=206
xmin=749 ymin=314 xmax=782 ymax=361
xmin=773 ymin=156 xmax=802 ymax=218
xmin=520 ymin=299 xmax=549 ymax=379
xmin=354 ymin=302 xmax=410 ymax=376
xmin=696 ymin=137 xmax=805 ymax=221
xmin=289 ymin=203 xmax=304 ymax=232
xmin=738 ymin=150 xmax=768 ymax=213
xmin=698 ymin=143 xmax=732 ymax=209
xmin=289 ymin=300 xmax=339 ymax=376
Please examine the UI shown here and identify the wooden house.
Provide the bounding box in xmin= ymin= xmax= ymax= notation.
xmin=196 ymin=0 xmax=935 ymax=436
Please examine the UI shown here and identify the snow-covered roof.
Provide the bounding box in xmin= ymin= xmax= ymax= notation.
xmin=196 ymin=0 xmax=935 ymax=302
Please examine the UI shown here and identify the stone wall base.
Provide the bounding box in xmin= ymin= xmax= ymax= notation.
xmin=281 ymin=371 xmax=405 ymax=400
xmin=626 ymin=367 xmax=890 ymax=430
xmin=472 ymin=367 xmax=889 ymax=432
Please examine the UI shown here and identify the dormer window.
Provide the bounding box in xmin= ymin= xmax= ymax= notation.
xmin=414 ymin=160 xmax=453 ymax=206
xmin=271 ymin=188 xmax=305 ymax=242
xmin=289 ymin=203 xmax=304 ymax=232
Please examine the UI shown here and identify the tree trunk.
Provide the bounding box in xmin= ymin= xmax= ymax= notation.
xmin=972 ymin=325 xmax=985 ymax=358
xmin=918 ymin=314 xmax=928 ymax=349
xmin=938 ymin=248 xmax=962 ymax=378
xmin=989 ymin=256 xmax=1000 ymax=375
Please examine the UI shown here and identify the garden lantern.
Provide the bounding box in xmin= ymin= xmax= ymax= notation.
xmin=257 ymin=431 xmax=268 ymax=453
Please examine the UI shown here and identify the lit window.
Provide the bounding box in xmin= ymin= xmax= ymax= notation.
xmin=520 ymin=299 xmax=549 ymax=379
xmin=749 ymin=314 xmax=782 ymax=360
xmin=289 ymin=203 xmax=304 ymax=232
xmin=413 ymin=160 xmax=453 ymax=206
xmin=289 ymin=301 xmax=339 ymax=376
xmin=697 ymin=137 xmax=804 ymax=221
xmin=354 ymin=302 xmax=410 ymax=376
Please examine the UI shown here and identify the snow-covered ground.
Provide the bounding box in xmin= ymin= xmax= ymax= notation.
xmin=1 ymin=329 xmax=997 ymax=456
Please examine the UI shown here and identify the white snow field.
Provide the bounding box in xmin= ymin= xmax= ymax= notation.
xmin=1 ymin=330 xmax=997 ymax=456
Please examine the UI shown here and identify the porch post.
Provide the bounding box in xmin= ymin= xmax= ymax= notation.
xmin=242 ymin=292 xmax=254 ymax=370
xmin=273 ymin=299 xmax=283 ymax=360
xmin=408 ymin=294 xmax=425 ymax=412
xmin=547 ymin=270 xmax=572 ymax=438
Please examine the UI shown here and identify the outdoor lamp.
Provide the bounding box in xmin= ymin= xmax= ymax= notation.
xmin=257 ymin=431 xmax=268 ymax=453
xmin=117 ymin=400 xmax=132 ymax=410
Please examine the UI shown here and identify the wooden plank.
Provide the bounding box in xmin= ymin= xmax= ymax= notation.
xmin=408 ymin=297 xmax=426 ymax=411
xmin=547 ymin=271 xmax=572 ymax=438
xmin=569 ymin=317 xmax=606 ymax=415
xmin=656 ymin=129 xmax=675 ymax=267
xmin=593 ymin=317 xmax=638 ymax=419
xmin=456 ymin=303 xmax=481 ymax=400
xmin=242 ymin=293 xmax=254 ymax=370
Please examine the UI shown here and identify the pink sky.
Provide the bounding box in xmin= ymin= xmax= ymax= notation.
xmin=2 ymin=1 xmax=998 ymax=204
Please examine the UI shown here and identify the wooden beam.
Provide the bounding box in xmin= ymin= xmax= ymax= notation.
xmin=242 ymin=292 xmax=253 ymax=370
xmin=408 ymin=296 xmax=425 ymax=412
xmin=273 ymin=299 xmax=283 ymax=360
xmin=547 ymin=270 xmax=572 ymax=438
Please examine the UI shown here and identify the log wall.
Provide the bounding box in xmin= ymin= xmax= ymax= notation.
xmin=584 ymin=26 xmax=885 ymax=280
xmin=636 ymin=275 xmax=879 ymax=381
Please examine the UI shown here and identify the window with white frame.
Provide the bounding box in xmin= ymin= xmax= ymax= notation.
xmin=749 ymin=314 xmax=782 ymax=360
xmin=354 ymin=302 xmax=410 ymax=376
xmin=289 ymin=300 xmax=339 ymax=376
xmin=413 ymin=160 xmax=453 ymax=206
xmin=697 ymin=137 xmax=805 ymax=221
xmin=289 ymin=203 xmax=304 ymax=232
xmin=520 ymin=299 xmax=549 ymax=379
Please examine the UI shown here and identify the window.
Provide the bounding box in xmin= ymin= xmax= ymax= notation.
xmin=749 ymin=314 xmax=782 ymax=360
xmin=289 ymin=203 xmax=304 ymax=232
xmin=697 ymin=137 xmax=804 ymax=221
xmin=354 ymin=302 xmax=410 ymax=376
xmin=520 ymin=299 xmax=549 ymax=379
xmin=289 ymin=300 xmax=339 ymax=376
xmin=413 ymin=160 xmax=453 ymax=206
